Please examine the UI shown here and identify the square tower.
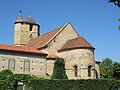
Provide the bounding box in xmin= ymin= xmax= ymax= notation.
xmin=14 ymin=13 xmax=40 ymax=46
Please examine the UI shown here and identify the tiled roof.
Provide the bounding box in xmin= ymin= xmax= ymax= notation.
xmin=27 ymin=26 xmax=63 ymax=49
xmin=58 ymin=37 xmax=95 ymax=52
xmin=0 ymin=44 xmax=47 ymax=55
xmin=46 ymin=54 xmax=59 ymax=59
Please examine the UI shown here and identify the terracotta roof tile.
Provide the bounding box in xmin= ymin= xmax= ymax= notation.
xmin=46 ymin=54 xmax=59 ymax=59
xmin=27 ymin=26 xmax=63 ymax=49
xmin=0 ymin=44 xmax=47 ymax=55
xmin=58 ymin=37 xmax=95 ymax=52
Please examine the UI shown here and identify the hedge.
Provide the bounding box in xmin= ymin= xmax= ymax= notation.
xmin=0 ymin=76 xmax=120 ymax=90
xmin=28 ymin=79 xmax=120 ymax=90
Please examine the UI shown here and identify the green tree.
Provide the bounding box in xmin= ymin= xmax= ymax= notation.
xmin=112 ymin=62 xmax=120 ymax=79
xmin=108 ymin=0 xmax=120 ymax=7
xmin=100 ymin=58 xmax=113 ymax=79
xmin=0 ymin=69 xmax=13 ymax=80
xmin=101 ymin=58 xmax=113 ymax=67
xmin=51 ymin=58 xmax=68 ymax=79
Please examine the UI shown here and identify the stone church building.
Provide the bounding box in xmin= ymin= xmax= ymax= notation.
xmin=0 ymin=13 xmax=100 ymax=79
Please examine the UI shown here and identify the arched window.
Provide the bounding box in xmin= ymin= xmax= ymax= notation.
xmin=88 ymin=65 xmax=92 ymax=77
xmin=74 ymin=65 xmax=78 ymax=77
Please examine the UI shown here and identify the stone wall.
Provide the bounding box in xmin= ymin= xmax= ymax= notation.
xmin=95 ymin=61 xmax=101 ymax=78
xmin=46 ymin=59 xmax=55 ymax=76
xmin=14 ymin=23 xmax=39 ymax=46
xmin=0 ymin=51 xmax=46 ymax=77
xmin=59 ymin=48 xmax=95 ymax=79
xmin=41 ymin=23 xmax=79 ymax=54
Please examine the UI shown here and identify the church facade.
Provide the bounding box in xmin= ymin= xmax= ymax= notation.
xmin=0 ymin=13 xmax=100 ymax=79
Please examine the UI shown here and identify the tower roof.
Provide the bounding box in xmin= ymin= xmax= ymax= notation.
xmin=25 ymin=16 xmax=36 ymax=24
xmin=15 ymin=14 xmax=24 ymax=23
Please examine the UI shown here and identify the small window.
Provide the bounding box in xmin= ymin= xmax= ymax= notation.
xmin=30 ymin=24 xmax=33 ymax=31
xmin=88 ymin=65 xmax=92 ymax=77
xmin=24 ymin=60 xmax=30 ymax=71
xmin=8 ymin=59 xmax=15 ymax=71
xmin=74 ymin=65 xmax=78 ymax=77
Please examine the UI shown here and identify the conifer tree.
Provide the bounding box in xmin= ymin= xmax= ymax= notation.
xmin=51 ymin=58 xmax=68 ymax=79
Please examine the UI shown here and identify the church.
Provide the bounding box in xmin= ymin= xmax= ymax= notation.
xmin=0 ymin=13 xmax=100 ymax=79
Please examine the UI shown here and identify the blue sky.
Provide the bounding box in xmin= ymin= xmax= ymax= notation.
xmin=0 ymin=0 xmax=120 ymax=62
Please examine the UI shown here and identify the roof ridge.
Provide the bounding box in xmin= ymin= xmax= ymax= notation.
xmin=45 ymin=22 xmax=69 ymax=46
xmin=27 ymin=26 xmax=63 ymax=48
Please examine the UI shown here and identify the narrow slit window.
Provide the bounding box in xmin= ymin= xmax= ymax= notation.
xmin=88 ymin=65 xmax=92 ymax=77
xmin=30 ymin=24 xmax=33 ymax=31
xmin=74 ymin=65 xmax=78 ymax=77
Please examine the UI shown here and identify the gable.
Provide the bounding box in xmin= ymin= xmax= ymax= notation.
xmin=27 ymin=26 xmax=63 ymax=49
xmin=27 ymin=22 xmax=79 ymax=50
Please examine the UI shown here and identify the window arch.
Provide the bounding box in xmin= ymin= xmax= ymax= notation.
xmin=88 ymin=65 xmax=92 ymax=77
xmin=74 ymin=65 xmax=78 ymax=77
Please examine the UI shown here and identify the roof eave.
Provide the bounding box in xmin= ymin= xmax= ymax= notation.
xmin=58 ymin=47 xmax=95 ymax=53
xmin=0 ymin=49 xmax=47 ymax=55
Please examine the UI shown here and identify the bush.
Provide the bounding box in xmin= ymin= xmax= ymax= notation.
xmin=0 ymin=74 xmax=33 ymax=90
xmin=28 ymin=79 xmax=120 ymax=90
xmin=0 ymin=69 xmax=13 ymax=80
xmin=0 ymin=70 xmax=119 ymax=90
xmin=51 ymin=58 xmax=68 ymax=79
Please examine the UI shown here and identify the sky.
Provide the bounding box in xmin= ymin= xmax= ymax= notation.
xmin=0 ymin=0 xmax=120 ymax=62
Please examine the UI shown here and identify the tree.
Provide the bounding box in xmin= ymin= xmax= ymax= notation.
xmin=112 ymin=62 xmax=120 ymax=79
xmin=100 ymin=58 xmax=113 ymax=79
xmin=101 ymin=58 xmax=113 ymax=67
xmin=51 ymin=58 xmax=68 ymax=79
xmin=0 ymin=69 xmax=13 ymax=80
xmin=108 ymin=0 xmax=120 ymax=7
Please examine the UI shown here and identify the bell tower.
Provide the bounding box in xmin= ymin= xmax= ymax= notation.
xmin=14 ymin=11 xmax=40 ymax=46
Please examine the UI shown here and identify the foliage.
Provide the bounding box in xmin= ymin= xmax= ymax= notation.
xmin=28 ymin=79 xmax=120 ymax=90
xmin=100 ymin=58 xmax=120 ymax=80
xmin=112 ymin=62 xmax=120 ymax=79
xmin=108 ymin=0 xmax=120 ymax=7
xmin=0 ymin=73 xmax=33 ymax=90
xmin=51 ymin=58 xmax=68 ymax=79
xmin=101 ymin=58 xmax=113 ymax=67
xmin=100 ymin=58 xmax=113 ymax=79
xmin=0 ymin=70 xmax=119 ymax=90
xmin=0 ymin=69 xmax=13 ymax=80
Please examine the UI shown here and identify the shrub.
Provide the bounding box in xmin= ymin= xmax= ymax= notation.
xmin=28 ymin=79 xmax=120 ymax=90
xmin=51 ymin=58 xmax=68 ymax=79
xmin=0 ymin=69 xmax=13 ymax=80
